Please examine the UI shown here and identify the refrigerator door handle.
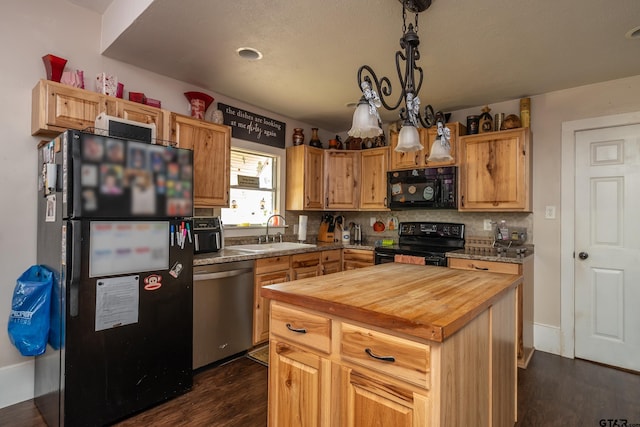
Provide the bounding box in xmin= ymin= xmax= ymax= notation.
xmin=69 ymin=220 xmax=82 ymax=317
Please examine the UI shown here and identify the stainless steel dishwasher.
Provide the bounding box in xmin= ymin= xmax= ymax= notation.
xmin=193 ymin=260 xmax=254 ymax=369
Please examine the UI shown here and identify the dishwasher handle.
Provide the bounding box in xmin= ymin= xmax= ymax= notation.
xmin=193 ymin=268 xmax=253 ymax=282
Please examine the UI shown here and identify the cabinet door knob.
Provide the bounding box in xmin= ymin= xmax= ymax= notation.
xmin=578 ymin=252 xmax=589 ymax=260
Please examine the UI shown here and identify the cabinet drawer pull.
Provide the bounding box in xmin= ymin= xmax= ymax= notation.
xmin=472 ymin=265 xmax=489 ymax=271
xmin=364 ymin=348 xmax=395 ymax=362
xmin=286 ymin=323 xmax=307 ymax=334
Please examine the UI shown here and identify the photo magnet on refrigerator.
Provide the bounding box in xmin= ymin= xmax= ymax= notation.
xmin=169 ymin=262 xmax=183 ymax=278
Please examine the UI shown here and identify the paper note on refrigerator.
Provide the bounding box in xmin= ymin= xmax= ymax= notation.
xmin=95 ymin=275 xmax=139 ymax=331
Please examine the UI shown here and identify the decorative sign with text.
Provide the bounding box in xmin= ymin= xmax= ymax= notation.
xmin=219 ymin=103 xmax=286 ymax=148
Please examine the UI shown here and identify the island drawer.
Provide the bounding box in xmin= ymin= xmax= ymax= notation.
xmin=270 ymin=303 xmax=331 ymax=354
xmin=340 ymin=323 xmax=430 ymax=389
xmin=448 ymin=257 xmax=521 ymax=275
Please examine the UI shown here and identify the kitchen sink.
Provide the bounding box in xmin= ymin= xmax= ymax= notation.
xmin=226 ymin=242 xmax=317 ymax=253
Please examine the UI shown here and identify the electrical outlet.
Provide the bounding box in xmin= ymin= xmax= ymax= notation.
xmin=545 ymin=205 xmax=556 ymax=219
xmin=370 ymin=217 xmax=377 ymax=226
xmin=483 ymin=219 xmax=493 ymax=231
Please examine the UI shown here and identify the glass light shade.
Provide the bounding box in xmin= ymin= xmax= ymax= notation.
xmin=395 ymin=124 xmax=423 ymax=152
xmin=348 ymin=103 xmax=383 ymax=138
xmin=427 ymin=138 xmax=453 ymax=161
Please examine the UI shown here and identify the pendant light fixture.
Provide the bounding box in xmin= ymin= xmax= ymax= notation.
xmin=349 ymin=0 xmax=436 ymax=152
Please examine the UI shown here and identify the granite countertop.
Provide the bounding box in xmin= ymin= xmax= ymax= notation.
xmin=446 ymin=244 xmax=534 ymax=264
xmin=194 ymin=242 xmax=376 ymax=266
xmin=262 ymin=263 xmax=522 ymax=342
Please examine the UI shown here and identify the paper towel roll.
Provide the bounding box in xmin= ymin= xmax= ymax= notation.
xmin=298 ymin=215 xmax=308 ymax=242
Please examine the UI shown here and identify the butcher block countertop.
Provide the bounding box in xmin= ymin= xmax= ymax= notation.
xmin=261 ymin=263 xmax=522 ymax=343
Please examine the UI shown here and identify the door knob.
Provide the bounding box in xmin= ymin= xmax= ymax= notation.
xmin=578 ymin=252 xmax=589 ymax=260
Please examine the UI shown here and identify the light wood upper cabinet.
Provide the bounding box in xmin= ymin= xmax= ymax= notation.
xmin=325 ymin=150 xmax=360 ymax=210
xmin=359 ymin=147 xmax=389 ymax=210
xmin=390 ymin=122 xmax=465 ymax=170
xmin=285 ymin=145 xmax=324 ymax=210
xmin=115 ymin=100 xmax=166 ymax=141
xmin=458 ymin=127 xmax=532 ymax=211
xmin=424 ymin=122 xmax=466 ymax=167
xmin=170 ymin=113 xmax=231 ymax=207
xmin=389 ymin=129 xmax=426 ymax=170
xmin=32 ymin=79 xmax=170 ymax=140
xmin=32 ymin=79 xmax=113 ymax=137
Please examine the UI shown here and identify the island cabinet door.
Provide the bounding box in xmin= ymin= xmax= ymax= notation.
xmin=269 ymin=341 xmax=332 ymax=427
xmin=341 ymin=367 xmax=429 ymax=427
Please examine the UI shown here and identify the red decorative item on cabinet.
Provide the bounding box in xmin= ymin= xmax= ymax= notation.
xmin=184 ymin=91 xmax=214 ymax=120
xmin=42 ymin=54 xmax=67 ymax=82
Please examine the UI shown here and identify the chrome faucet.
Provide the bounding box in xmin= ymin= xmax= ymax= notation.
xmin=264 ymin=214 xmax=286 ymax=243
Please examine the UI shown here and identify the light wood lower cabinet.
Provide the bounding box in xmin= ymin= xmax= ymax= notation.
xmin=343 ymin=368 xmax=429 ymax=427
xmin=343 ymin=249 xmax=374 ymax=270
xmin=268 ymin=294 xmax=517 ymax=426
xmin=448 ymin=256 xmax=534 ymax=368
xmin=321 ymin=249 xmax=342 ymax=275
xmin=291 ymin=252 xmax=322 ymax=280
xmin=253 ymin=256 xmax=290 ymax=345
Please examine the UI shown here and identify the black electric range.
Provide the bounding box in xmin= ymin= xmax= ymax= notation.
xmin=374 ymin=222 xmax=465 ymax=266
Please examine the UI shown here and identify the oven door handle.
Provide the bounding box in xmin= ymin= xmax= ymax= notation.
xmin=375 ymin=252 xmax=396 ymax=264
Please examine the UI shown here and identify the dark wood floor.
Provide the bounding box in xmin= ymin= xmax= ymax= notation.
xmin=2 ymin=351 xmax=639 ymax=426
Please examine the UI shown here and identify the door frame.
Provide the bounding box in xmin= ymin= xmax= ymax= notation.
xmin=560 ymin=111 xmax=640 ymax=359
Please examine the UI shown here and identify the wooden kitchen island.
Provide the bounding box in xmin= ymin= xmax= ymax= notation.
xmin=261 ymin=263 xmax=521 ymax=427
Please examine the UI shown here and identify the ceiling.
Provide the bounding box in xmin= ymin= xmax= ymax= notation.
xmin=71 ymin=0 xmax=640 ymax=132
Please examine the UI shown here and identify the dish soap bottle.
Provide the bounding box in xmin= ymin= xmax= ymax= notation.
xmin=497 ymin=220 xmax=509 ymax=241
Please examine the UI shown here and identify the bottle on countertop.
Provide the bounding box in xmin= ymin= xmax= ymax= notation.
xmin=498 ymin=220 xmax=509 ymax=241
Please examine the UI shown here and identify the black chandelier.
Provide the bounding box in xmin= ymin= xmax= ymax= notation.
xmin=348 ymin=0 xmax=439 ymax=153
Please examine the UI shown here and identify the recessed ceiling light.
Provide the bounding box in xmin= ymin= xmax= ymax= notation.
xmin=236 ymin=47 xmax=263 ymax=60
xmin=625 ymin=25 xmax=640 ymax=39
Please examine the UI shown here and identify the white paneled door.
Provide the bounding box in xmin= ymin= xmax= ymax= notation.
xmin=574 ymin=124 xmax=640 ymax=371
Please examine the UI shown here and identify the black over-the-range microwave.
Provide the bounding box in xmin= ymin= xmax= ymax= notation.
xmin=387 ymin=166 xmax=457 ymax=209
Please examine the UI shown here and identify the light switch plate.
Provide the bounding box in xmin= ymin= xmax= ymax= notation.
xmin=545 ymin=205 xmax=556 ymax=219
xmin=483 ymin=219 xmax=493 ymax=231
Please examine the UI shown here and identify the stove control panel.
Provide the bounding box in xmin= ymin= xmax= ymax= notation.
xmin=399 ymin=222 xmax=465 ymax=239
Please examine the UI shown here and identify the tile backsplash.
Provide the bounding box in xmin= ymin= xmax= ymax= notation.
xmin=194 ymin=207 xmax=532 ymax=246
xmin=284 ymin=210 xmax=533 ymax=245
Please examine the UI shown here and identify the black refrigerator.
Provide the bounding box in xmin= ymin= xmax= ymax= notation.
xmin=35 ymin=130 xmax=194 ymax=427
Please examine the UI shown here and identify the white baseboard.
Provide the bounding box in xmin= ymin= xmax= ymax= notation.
xmin=533 ymin=322 xmax=562 ymax=356
xmin=0 ymin=360 xmax=34 ymax=409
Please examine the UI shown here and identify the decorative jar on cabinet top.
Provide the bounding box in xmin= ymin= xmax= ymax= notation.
xmin=292 ymin=128 xmax=304 ymax=145
xmin=309 ymin=128 xmax=322 ymax=148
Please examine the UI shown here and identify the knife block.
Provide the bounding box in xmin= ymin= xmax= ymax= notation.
xmin=317 ymin=222 xmax=334 ymax=242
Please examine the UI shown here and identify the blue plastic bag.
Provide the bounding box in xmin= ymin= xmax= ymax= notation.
xmin=7 ymin=265 xmax=53 ymax=356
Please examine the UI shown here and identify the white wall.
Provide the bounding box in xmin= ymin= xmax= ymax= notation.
xmin=0 ymin=0 xmax=332 ymax=408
